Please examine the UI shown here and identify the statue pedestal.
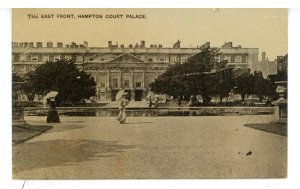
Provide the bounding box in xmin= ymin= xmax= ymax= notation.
xmin=12 ymin=107 xmax=26 ymax=125
xmin=272 ymin=81 xmax=287 ymax=123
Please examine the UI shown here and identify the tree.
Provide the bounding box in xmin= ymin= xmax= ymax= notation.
xmin=12 ymin=73 xmax=24 ymax=105
xmin=234 ymin=68 xmax=254 ymax=101
xmin=252 ymin=71 xmax=268 ymax=102
xmin=216 ymin=68 xmax=235 ymax=102
xmin=12 ymin=73 xmax=24 ymax=82
xmin=22 ymin=60 xmax=96 ymax=106
xmin=264 ymin=77 xmax=277 ymax=101
xmin=150 ymin=46 xmax=233 ymax=105
xmin=234 ymin=69 xmax=279 ymax=102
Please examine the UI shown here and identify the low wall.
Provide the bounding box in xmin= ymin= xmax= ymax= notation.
xmin=24 ymin=106 xmax=275 ymax=117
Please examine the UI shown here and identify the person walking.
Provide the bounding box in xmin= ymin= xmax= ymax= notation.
xmin=46 ymin=97 xmax=60 ymax=123
xmin=153 ymin=94 xmax=159 ymax=107
xmin=116 ymin=90 xmax=129 ymax=124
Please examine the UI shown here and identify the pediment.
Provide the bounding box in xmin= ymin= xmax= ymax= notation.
xmin=109 ymin=53 xmax=145 ymax=63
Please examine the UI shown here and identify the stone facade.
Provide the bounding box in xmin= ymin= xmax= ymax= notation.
xmin=253 ymin=52 xmax=278 ymax=78
xmin=12 ymin=41 xmax=259 ymax=101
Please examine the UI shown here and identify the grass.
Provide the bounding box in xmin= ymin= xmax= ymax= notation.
xmin=12 ymin=124 xmax=52 ymax=145
xmin=244 ymin=121 xmax=287 ymax=136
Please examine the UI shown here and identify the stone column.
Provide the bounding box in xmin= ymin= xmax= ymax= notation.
xmin=142 ymin=68 xmax=146 ymax=89
xmin=142 ymin=68 xmax=147 ymax=100
xmin=119 ymin=68 xmax=123 ymax=89
xmin=107 ymin=69 xmax=110 ymax=88
xmin=131 ymin=69 xmax=135 ymax=101
xmin=131 ymin=69 xmax=135 ymax=89
xmin=106 ymin=88 xmax=111 ymax=101
xmin=131 ymin=90 xmax=135 ymax=101
xmin=96 ymin=87 xmax=100 ymax=101
xmin=106 ymin=69 xmax=111 ymax=101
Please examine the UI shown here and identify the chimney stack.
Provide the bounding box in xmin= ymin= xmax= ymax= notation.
xmin=47 ymin=41 xmax=53 ymax=48
xmin=200 ymin=42 xmax=210 ymax=51
xmin=140 ymin=40 xmax=145 ymax=48
xmin=70 ymin=42 xmax=76 ymax=48
xmin=262 ymin=52 xmax=266 ymax=62
xmin=221 ymin=42 xmax=233 ymax=49
xmin=108 ymin=41 xmax=112 ymax=47
xmin=57 ymin=42 xmax=63 ymax=48
xmin=12 ymin=42 xmax=18 ymax=48
xmin=36 ymin=42 xmax=43 ymax=48
xmin=173 ymin=40 xmax=180 ymax=48
xmin=83 ymin=41 xmax=88 ymax=47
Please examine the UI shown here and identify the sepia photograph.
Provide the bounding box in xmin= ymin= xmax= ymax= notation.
xmin=12 ymin=8 xmax=287 ymax=179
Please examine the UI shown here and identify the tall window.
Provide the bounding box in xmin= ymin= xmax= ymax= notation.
xmin=135 ymin=82 xmax=142 ymax=88
xmin=100 ymin=76 xmax=106 ymax=88
xmin=13 ymin=54 xmax=20 ymax=62
xmin=112 ymin=78 xmax=118 ymax=88
xmin=124 ymin=80 xmax=130 ymax=88
xmin=65 ymin=55 xmax=72 ymax=60
xmin=100 ymin=92 xmax=106 ymax=98
xmin=54 ymin=55 xmax=60 ymax=61
xmin=235 ymin=55 xmax=242 ymax=63
xmin=42 ymin=55 xmax=49 ymax=62
xmin=223 ymin=55 xmax=231 ymax=62
xmin=31 ymin=55 xmax=38 ymax=62
xmin=76 ymin=55 xmax=83 ymax=62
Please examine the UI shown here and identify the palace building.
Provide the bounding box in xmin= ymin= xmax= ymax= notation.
xmin=12 ymin=40 xmax=259 ymax=101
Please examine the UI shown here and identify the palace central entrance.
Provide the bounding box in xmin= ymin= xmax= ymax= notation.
xmin=134 ymin=90 xmax=143 ymax=101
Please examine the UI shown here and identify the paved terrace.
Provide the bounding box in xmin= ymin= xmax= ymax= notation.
xmin=13 ymin=115 xmax=286 ymax=179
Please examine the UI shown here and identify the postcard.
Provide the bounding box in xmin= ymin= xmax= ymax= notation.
xmin=12 ymin=8 xmax=287 ymax=179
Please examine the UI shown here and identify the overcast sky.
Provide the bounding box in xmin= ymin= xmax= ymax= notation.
xmin=13 ymin=9 xmax=287 ymax=60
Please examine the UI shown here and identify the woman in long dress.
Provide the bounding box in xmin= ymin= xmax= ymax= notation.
xmin=47 ymin=98 xmax=60 ymax=123
xmin=116 ymin=93 xmax=129 ymax=124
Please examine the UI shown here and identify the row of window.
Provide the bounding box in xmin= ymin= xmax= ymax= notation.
xmin=12 ymin=54 xmax=191 ymax=63
xmin=13 ymin=54 xmax=249 ymax=63
xmin=222 ymin=55 xmax=248 ymax=63
xmin=110 ymin=78 xmax=141 ymax=88
xmin=99 ymin=76 xmax=142 ymax=88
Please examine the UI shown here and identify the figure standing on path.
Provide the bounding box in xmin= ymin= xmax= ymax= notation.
xmin=116 ymin=90 xmax=129 ymax=124
xmin=43 ymin=91 xmax=60 ymax=123
xmin=46 ymin=97 xmax=60 ymax=123
xmin=146 ymin=92 xmax=154 ymax=108
xmin=153 ymin=94 xmax=159 ymax=107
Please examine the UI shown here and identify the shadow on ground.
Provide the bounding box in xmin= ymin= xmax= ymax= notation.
xmin=12 ymin=124 xmax=53 ymax=145
xmin=13 ymin=139 xmax=137 ymax=174
xmin=244 ymin=122 xmax=287 ymax=136
xmin=47 ymin=124 xmax=86 ymax=133
xmin=123 ymin=121 xmax=154 ymax=125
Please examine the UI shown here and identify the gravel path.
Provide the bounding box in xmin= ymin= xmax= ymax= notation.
xmin=13 ymin=115 xmax=287 ymax=179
